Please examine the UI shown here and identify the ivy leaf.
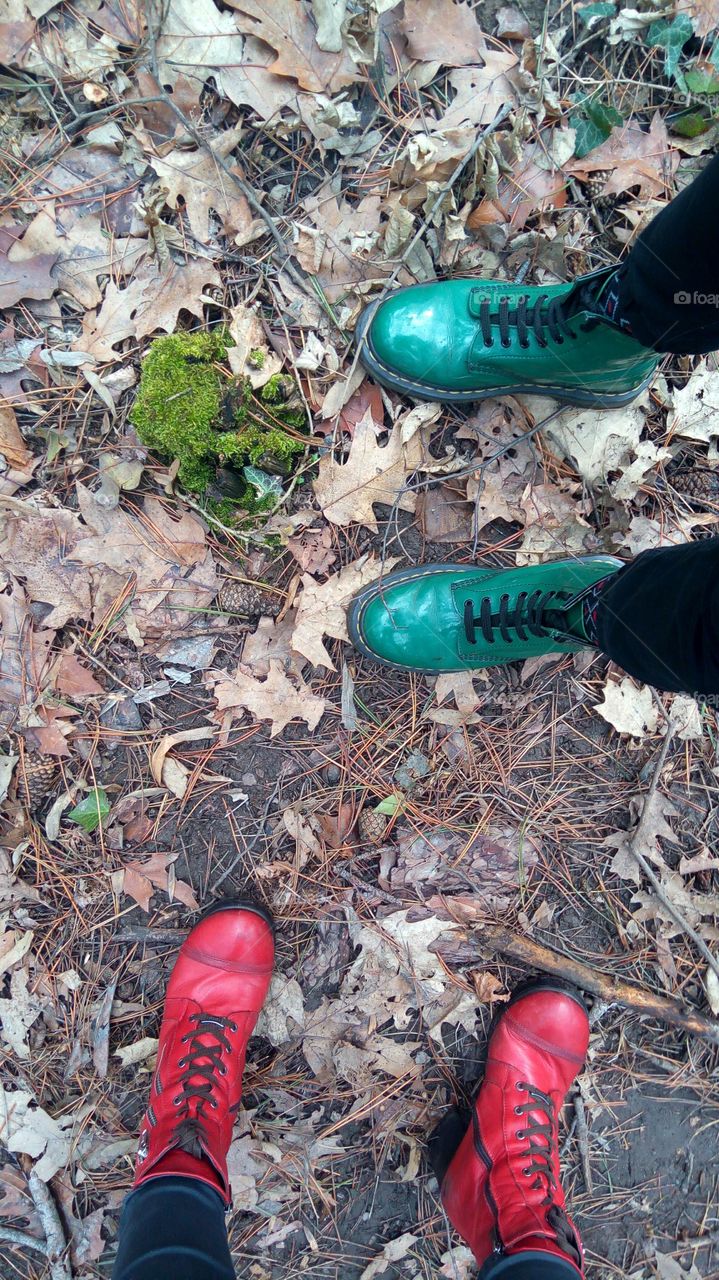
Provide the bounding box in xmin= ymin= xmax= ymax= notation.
xmin=572 ymin=98 xmax=623 ymax=158
xmin=647 ymin=15 xmax=694 ymax=90
xmin=68 ymin=789 xmax=110 ymax=833
xmin=576 ymin=1 xmax=615 ymax=27
xmin=684 ymin=62 xmax=719 ymax=95
xmin=670 ymin=109 xmax=711 ymax=138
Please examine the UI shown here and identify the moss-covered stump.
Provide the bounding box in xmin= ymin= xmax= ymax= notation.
xmin=130 ymin=331 xmax=306 ymax=494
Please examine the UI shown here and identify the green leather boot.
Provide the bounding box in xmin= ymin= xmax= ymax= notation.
xmin=357 ymin=268 xmax=659 ymax=407
xmin=347 ymin=557 xmax=624 ymax=672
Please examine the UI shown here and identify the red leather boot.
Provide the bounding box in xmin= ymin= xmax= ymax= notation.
xmin=429 ymin=980 xmax=589 ymax=1275
xmin=132 ymin=901 xmax=274 ymax=1205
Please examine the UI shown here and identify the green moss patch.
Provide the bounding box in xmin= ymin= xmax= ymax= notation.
xmin=130 ymin=331 xmax=306 ymax=494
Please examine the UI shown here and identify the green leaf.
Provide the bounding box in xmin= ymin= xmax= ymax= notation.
xmin=670 ymin=110 xmax=711 ymax=137
xmin=647 ymin=14 xmax=694 ymax=88
xmin=684 ymin=62 xmax=719 ymax=95
xmin=570 ymin=95 xmax=623 ymax=158
xmin=376 ymin=792 xmax=404 ymax=816
xmin=576 ymin=1 xmax=615 ymax=25
xmin=68 ymin=789 xmax=110 ymax=833
xmin=584 ymin=99 xmax=623 ymax=131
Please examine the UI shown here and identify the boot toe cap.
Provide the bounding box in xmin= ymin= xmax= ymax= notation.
xmin=181 ymin=904 xmax=275 ymax=974
xmin=361 ymin=287 xmax=456 ymax=389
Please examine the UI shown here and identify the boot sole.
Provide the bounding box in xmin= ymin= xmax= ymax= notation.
xmin=356 ymin=298 xmax=655 ymax=409
xmin=426 ymin=978 xmax=588 ymax=1186
xmin=347 ymin=560 xmax=605 ymax=674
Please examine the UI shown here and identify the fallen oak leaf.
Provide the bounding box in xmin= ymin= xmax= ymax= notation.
xmin=226 ymin=0 xmax=361 ymax=93
xmin=291 ymin=554 xmax=400 ymax=669
xmin=399 ymin=0 xmax=489 ymax=66
xmin=211 ymin=659 xmax=325 ymax=737
xmin=595 ymin=675 xmax=660 ymax=740
xmin=313 ymin=408 xmax=424 ymax=530
xmin=0 ymin=251 xmax=57 ymax=308
xmin=112 ymin=849 xmax=199 ymax=912
xmin=565 ymin=112 xmax=679 ymax=201
xmin=147 ymin=122 xmax=255 ymax=246
xmin=0 ymin=405 xmax=33 ymax=470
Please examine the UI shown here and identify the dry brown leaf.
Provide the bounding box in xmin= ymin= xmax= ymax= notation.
xmin=0 ymin=250 xmax=57 ymax=308
xmin=313 ymin=409 xmax=424 ymax=530
xmin=399 ymin=0 xmax=488 ymax=65
xmin=468 ymin=145 xmax=567 ymax=230
xmin=157 ymin=0 xmax=303 ymax=116
xmin=517 ymin=482 xmax=593 ymax=565
xmin=595 ymin=675 xmax=660 ymax=740
xmin=291 ymin=555 xmax=400 ymax=669
xmin=287 ymin=524 xmax=337 ymax=575
xmin=0 ymin=405 xmax=32 ymax=470
xmin=416 ymin=482 xmax=474 ymax=543
xmin=52 ymin=652 xmax=104 ymax=698
xmin=8 ymin=201 xmax=146 ymax=308
xmin=227 ymin=0 xmax=361 ymax=92
xmin=565 ymin=113 xmax=679 ymax=201
xmin=148 ymin=124 xmax=255 ymax=245
xmin=212 ymin=660 xmax=325 ymax=737
xmin=0 ymin=578 xmax=56 ymax=727
xmin=603 ymin=794 xmax=677 ymax=885
xmin=150 ymin=726 xmax=217 ymax=798
xmin=436 ymin=57 xmax=518 ymax=131
xmin=113 ymin=850 xmax=199 ymax=912
xmin=297 ymin=185 xmax=387 ymax=301
xmin=0 ymin=504 xmax=90 ymax=628
xmin=75 ymin=259 xmax=221 ymax=362
xmin=70 ymin=486 xmax=218 ymax=639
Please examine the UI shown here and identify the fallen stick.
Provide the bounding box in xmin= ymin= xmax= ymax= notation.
xmin=440 ymin=904 xmax=719 ymax=1047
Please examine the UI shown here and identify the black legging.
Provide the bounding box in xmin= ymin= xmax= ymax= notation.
xmin=618 ymin=153 xmax=719 ymax=354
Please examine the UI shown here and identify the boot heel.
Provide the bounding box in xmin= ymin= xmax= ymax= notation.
xmin=427 ymin=1106 xmax=470 ymax=1186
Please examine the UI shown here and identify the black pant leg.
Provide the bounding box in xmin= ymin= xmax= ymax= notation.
xmin=618 ymin=154 xmax=719 ymax=354
xmin=112 ymin=1177 xmax=235 ymax=1280
xmin=594 ymin=539 xmax=719 ymax=696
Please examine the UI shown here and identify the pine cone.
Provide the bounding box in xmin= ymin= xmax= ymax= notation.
xmin=671 ymin=468 xmax=719 ymax=506
xmin=583 ymin=169 xmax=616 ymax=210
xmin=20 ymin=757 xmax=58 ymax=815
xmin=358 ymin=808 xmax=389 ymax=845
xmin=216 ymin=579 xmax=281 ymax=618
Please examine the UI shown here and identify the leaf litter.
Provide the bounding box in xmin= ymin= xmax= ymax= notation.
xmin=1 ymin=0 xmax=719 ymax=1273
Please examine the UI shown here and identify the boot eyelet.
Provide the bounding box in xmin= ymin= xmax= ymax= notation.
xmin=220 ymin=1065 xmax=227 ymax=1076
xmin=516 ymin=1131 xmax=524 ymax=1140
xmin=514 ymin=1105 xmax=523 ymax=1114
xmin=211 ymin=1099 xmax=218 ymax=1109
xmin=516 ymin=1082 xmax=526 ymax=1091
xmin=230 ymin=1022 xmax=238 ymax=1034
xmin=173 ymin=1095 xmax=182 ymax=1106
xmin=178 ymin=1057 xmax=186 ymax=1068
xmin=484 ymin=339 xmax=493 ymax=348
xmin=522 ymin=1167 xmax=531 ymax=1176
xmin=501 ymin=338 xmax=511 ymax=348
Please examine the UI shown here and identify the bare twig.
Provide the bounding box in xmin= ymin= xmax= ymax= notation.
xmin=0 ymin=1226 xmax=50 ymax=1256
xmin=573 ymin=1092 xmax=593 ymax=1193
xmin=438 ymin=904 xmax=719 ymax=1047
xmin=23 ymin=1166 xmax=71 ymax=1280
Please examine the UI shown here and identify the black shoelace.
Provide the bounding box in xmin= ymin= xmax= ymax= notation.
xmin=514 ymin=1082 xmax=557 ymax=1204
xmin=477 ymin=293 xmax=585 ymax=349
xmin=171 ymin=1012 xmax=236 ymax=1152
xmin=463 ymin=589 xmax=573 ymax=646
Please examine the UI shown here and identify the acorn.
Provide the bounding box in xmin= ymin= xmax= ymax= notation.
xmin=216 ymin=579 xmax=281 ymax=618
xmin=358 ymin=807 xmax=389 ymax=845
